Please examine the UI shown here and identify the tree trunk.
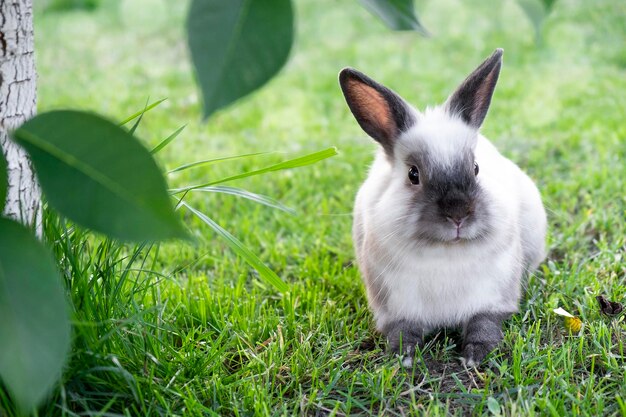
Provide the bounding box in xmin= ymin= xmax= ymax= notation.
xmin=0 ymin=0 xmax=40 ymax=227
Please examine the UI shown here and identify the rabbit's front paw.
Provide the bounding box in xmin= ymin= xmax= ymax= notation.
xmin=460 ymin=342 xmax=492 ymax=367
xmin=461 ymin=312 xmax=508 ymax=367
xmin=396 ymin=342 xmax=419 ymax=368
xmin=383 ymin=318 xmax=424 ymax=367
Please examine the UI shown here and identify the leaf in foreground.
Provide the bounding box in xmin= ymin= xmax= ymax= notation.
xmin=0 ymin=218 xmax=71 ymax=411
xmin=0 ymin=150 xmax=6 ymax=212
xmin=187 ymin=0 xmax=294 ymax=119
xmin=516 ymin=0 xmax=548 ymax=43
xmin=360 ymin=0 xmax=429 ymax=34
xmin=12 ymin=110 xmax=187 ymax=242
xmin=181 ymin=201 xmax=288 ymax=293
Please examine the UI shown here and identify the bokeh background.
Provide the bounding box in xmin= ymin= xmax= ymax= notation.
xmin=27 ymin=0 xmax=626 ymax=415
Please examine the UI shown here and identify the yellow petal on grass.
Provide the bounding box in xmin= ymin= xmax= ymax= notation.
xmin=553 ymin=307 xmax=583 ymax=333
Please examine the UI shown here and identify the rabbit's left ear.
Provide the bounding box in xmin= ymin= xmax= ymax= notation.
xmin=446 ymin=49 xmax=503 ymax=129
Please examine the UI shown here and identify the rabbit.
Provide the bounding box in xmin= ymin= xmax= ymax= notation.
xmin=339 ymin=49 xmax=547 ymax=367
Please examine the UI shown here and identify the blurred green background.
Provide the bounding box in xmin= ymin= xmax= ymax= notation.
xmin=25 ymin=0 xmax=626 ymax=415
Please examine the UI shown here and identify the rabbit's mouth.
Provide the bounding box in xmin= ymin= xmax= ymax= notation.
xmin=444 ymin=214 xmax=469 ymax=242
xmin=412 ymin=207 xmax=489 ymax=244
xmin=444 ymin=218 xmax=483 ymax=243
xmin=451 ymin=231 xmax=463 ymax=243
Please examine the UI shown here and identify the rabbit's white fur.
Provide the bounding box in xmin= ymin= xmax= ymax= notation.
xmin=343 ymin=49 xmax=546 ymax=366
xmin=354 ymin=107 xmax=546 ymax=333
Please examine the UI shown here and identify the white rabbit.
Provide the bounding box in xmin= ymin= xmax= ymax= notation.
xmin=339 ymin=49 xmax=546 ymax=367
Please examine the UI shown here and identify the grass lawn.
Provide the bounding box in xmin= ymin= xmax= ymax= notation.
xmin=7 ymin=0 xmax=625 ymax=415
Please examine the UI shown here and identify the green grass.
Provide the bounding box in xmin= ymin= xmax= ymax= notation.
xmin=5 ymin=0 xmax=625 ymax=415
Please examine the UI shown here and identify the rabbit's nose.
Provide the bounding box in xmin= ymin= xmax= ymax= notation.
xmin=438 ymin=196 xmax=472 ymax=222
xmin=446 ymin=216 xmax=467 ymax=227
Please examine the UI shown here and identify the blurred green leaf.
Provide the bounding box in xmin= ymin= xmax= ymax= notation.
xmin=181 ymin=201 xmax=288 ymax=293
xmin=151 ymin=124 xmax=186 ymax=154
xmin=0 ymin=150 xmax=6 ymax=212
xmin=12 ymin=111 xmax=187 ymax=241
xmin=518 ymin=0 xmax=545 ymax=29
xmin=171 ymin=147 xmax=338 ymax=193
xmin=43 ymin=0 xmax=100 ymax=13
xmin=540 ymin=0 xmax=557 ymax=11
xmin=487 ymin=396 xmax=501 ymax=415
xmin=517 ymin=0 xmax=553 ymax=44
xmin=0 ymin=217 xmax=71 ymax=411
xmin=360 ymin=0 xmax=429 ymax=34
xmin=187 ymin=0 xmax=294 ymax=119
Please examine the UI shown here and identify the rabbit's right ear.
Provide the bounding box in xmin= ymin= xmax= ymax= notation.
xmin=339 ymin=68 xmax=415 ymax=153
xmin=446 ymin=49 xmax=503 ymax=129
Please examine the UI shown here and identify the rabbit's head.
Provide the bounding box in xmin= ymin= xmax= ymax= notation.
xmin=340 ymin=49 xmax=505 ymax=244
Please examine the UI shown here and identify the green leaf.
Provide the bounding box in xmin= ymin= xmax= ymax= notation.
xmin=540 ymin=0 xmax=557 ymax=12
xmin=181 ymin=201 xmax=288 ymax=293
xmin=0 ymin=217 xmax=71 ymax=411
xmin=187 ymin=0 xmax=294 ymax=119
xmin=118 ymin=98 xmax=166 ymax=126
xmin=171 ymin=147 xmax=338 ymax=194
xmin=44 ymin=0 xmax=100 ymax=13
xmin=151 ymin=124 xmax=186 ymax=154
xmin=0 ymin=150 xmax=6 ymax=212
xmin=360 ymin=0 xmax=429 ymax=34
xmin=12 ymin=110 xmax=187 ymax=242
xmin=487 ymin=396 xmax=501 ymax=415
xmin=517 ymin=0 xmax=547 ymax=43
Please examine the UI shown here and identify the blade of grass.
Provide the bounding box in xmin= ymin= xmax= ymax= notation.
xmin=192 ymin=186 xmax=295 ymax=213
xmin=128 ymin=97 xmax=152 ymax=136
xmin=118 ymin=98 xmax=167 ymax=126
xmin=180 ymin=201 xmax=288 ymax=293
xmin=170 ymin=147 xmax=338 ymax=193
xmin=167 ymin=151 xmax=270 ymax=174
xmin=151 ymin=125 xmax=186 ymax=154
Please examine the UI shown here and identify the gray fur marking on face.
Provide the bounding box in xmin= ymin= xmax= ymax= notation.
xmin=405 ymin=149 xmax=495 ymax=244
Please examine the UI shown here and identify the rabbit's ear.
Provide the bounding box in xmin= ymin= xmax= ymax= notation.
xmin=339 ymin=68 xmax=415 ymax=153
xmin=446 ymin=49 xmax=503 ymax=129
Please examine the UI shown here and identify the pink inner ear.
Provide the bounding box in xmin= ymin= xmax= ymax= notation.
xmin=472 ymin=69 xmax=497 ymax=122
xmin=347 ymin=79 xmax=394 ymax=139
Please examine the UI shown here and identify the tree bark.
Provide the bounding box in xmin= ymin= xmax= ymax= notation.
xmin=0 ymin=0 xmax=40 ymax=227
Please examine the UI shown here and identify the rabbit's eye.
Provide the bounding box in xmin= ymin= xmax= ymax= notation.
xmin=474 ymin=162 xmax=479 ymax=176
xmin=408 ymin=166 xmax=420 ymax=184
